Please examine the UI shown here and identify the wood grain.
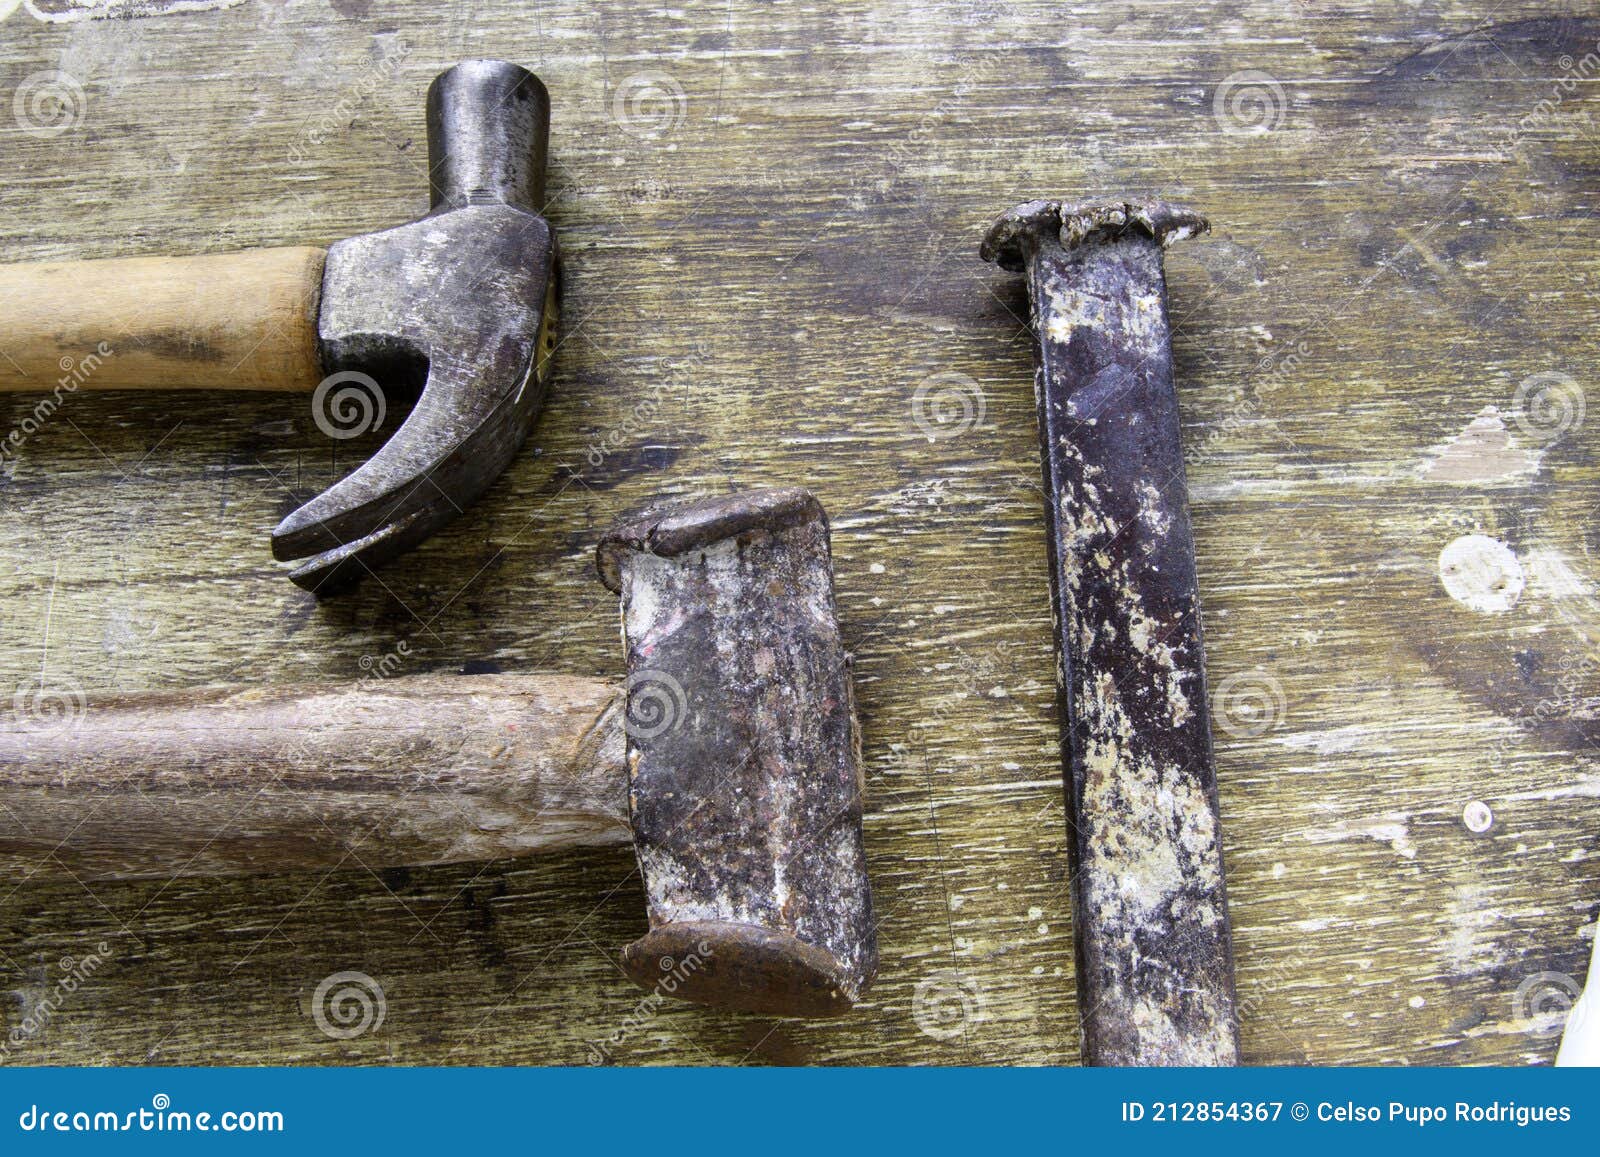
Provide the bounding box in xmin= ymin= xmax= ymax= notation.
xmin=0 ymin=247 xmax=325 ymax=392
xmin=0 ymin=674 xmax=630 ymax=880
xmin=0 ymin=0 xmax=1594 ymax=1066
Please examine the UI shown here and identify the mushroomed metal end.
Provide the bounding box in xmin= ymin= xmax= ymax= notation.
xmin=981 ymin=198 xmax=1209 ymax=271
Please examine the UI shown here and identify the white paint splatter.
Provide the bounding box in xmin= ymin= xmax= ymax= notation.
xmin=1439 ymin=534 xmax=1524 ymax=613
xmin=1524 ymin=549 xmax=1593 ymax=601
xmin=1305 ymin=816 xmax=1417 ymax=859
xmin=1276 ymin=725 xmax=1393 ymax=756
xmin=20 ymin=0 xmax=245 ymax=19
xmin=1418 ymin=407 xmax=1542 ymax=483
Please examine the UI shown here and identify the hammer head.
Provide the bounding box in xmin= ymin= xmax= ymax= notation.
xmin=272 ymin=60 xmax=559 ymax=592
xmin=598 ymin=489 xmax=878 ymax=1016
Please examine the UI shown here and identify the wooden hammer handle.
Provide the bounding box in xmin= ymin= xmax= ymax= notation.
xmin=0 ymin=246 xmax=326 ymax=392
xmin=0 ymin=673 xmax=631 ymax=881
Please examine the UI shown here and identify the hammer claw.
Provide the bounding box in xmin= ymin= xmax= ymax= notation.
xmin=270 ymin=336 xmax=549 ymax=578
xmin=270 ymin=82 xmax=559 ymax=592
xmin=282 ymin=505 xmax=444 ymax=594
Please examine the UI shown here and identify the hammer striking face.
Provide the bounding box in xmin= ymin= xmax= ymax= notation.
xmin=0 ymin=60 xmax=559 ymax=593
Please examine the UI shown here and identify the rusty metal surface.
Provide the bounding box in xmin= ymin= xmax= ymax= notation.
xmin=983 ymin=200 xmax=1239 ymax=1065
xmin=271 ymin=60 xmax=559 ymax=592
xmin=598 ymin=488 xmax=877 ymax=1017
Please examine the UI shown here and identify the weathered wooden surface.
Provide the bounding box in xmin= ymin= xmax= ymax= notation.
xmin=0 ymin=1 xmax=1595 ymax=1066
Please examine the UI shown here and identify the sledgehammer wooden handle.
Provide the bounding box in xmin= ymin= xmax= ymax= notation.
xmin=0 ymin=673 xmax=630 ymax=881
xmin=0 ymin=246 xmax=326 ymax=392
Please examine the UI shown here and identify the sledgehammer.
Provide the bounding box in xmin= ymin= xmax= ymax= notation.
xmin=0 ymin=489 xmax=876 ymax=1017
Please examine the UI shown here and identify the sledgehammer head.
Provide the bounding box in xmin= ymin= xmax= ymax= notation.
xmin=598 ymin=488 xmax=877 ymax=1017
xmin=272 ymin=60 xmax=559 ymax=592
